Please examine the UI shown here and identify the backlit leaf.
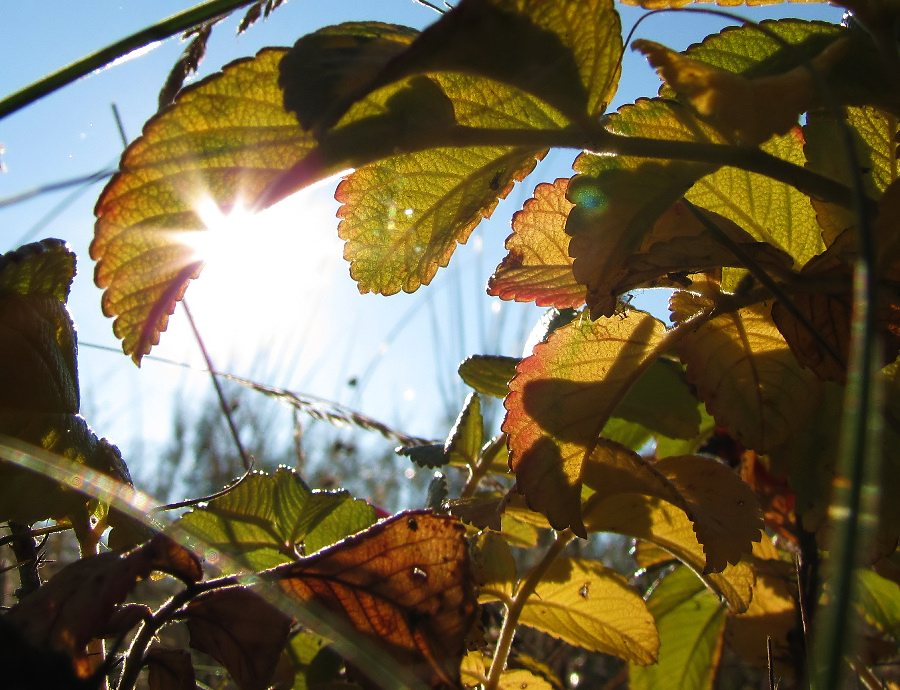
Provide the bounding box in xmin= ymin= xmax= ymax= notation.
xmin=445 ymin=392 xmax=483 ymax=469
xmin=499 ymin=670 xmax=555 ymax=689
xmin=337 ymin=143 xmax=541 ymax=294
xmin=567 ymin=99 xmax=726 ymax=317
xmin=725 ymin=549 xmax=797 ymax=669
xmin=634 ymin=37 xmax=846 ymax=146
xmin=489 ymin=178 xmax=585 ymax=308
xmin=0 ymin=412 xmax=131 ymax=524
xmin=279 ymin=22 xmax=419 ymax=131
xmin=583 ymin=445 xmax=761 ymax=573
xmin=174 ymin=467 xmax=375 ymax=572
xmin=0 ymin=238 xmax=75 ymax=303
xmin=613 ymin=357 xmax=700 ymax=439
xmin=458 ymin=355 xmax=519 ymax=398
xmin=473 ymin=531 xmax=516 ymax=602
xmin=686 ymin=128 xmax=825 ymax=266
xmin=629 ymin=566 xmax=726 ymax=690
xmin=621 ymin=0 xmax=817 ymax=6
xmin=675 ymin=302 xmax=819 ymax=453
xmin=274 ymin=511 xmax=476 ymax=689
xmin=93 ymin=49 xmax=314 ymax=363
xmin=519 ymin=557 xmax=658 ymax=664
xmin=855 ymin=568 xmax=900 ymax=639
xmin=503 ymin=310 xmax=667 ymax=535
xmin=805 ymin=105 xmax=899 ymax=246
xmin=186 ymin=588 xmax=292 ymax=690
xmin=585 ymin=495 xmax=755 ymax=610
xmin=315 ymin=0 xmax=622 ymax=124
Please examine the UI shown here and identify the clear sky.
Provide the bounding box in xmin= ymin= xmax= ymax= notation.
xmin=0 ymin=1 xmax=845 ymax=486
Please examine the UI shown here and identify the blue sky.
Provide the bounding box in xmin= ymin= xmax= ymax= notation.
xmin=0 ymin=1 xmax=845 ymax=486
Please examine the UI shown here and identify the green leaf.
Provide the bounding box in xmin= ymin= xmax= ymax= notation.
xmin=489 ymin=177 xmax=585 ymax=309
xmin=686 ymin=128 xmax=825 ymax=266
xmin=0 ymin=238 xmax=75 ymax=303
xmin=285 ymin=632 xmax=342 ymax=690
xmin=630 ymin=566 xmax=726 ymax=690
xmin=445 ymin=392 xmax=483 ymax=469
xmin=805 ymin=105 xmax=899 ymax=246
xmin=93 ymin=49 xmax=315 ymax=363
xmin=174 ymin=467 xmax=376 ymax=572
xmin=458 ymin=355 xmax=519 ymax=398
xmin=855 ymin=568 xmax=900 ymax=640
xmin=676 ymin=302 xmax=819 ymax=453
xmin=503 ymin=309 xmax=668 ymax=535
xmin=307 ymin=0 xmax=622 ymax=126
xmin=519 ymin=557 xmax=658 ymax=664
xmin=0 ymin=412 xmax=132 ymax=524
xmin=614 ymin=358 xmax=700 ymax=439
xmin=473 ymin=531 xmax=516 ymax=602
xmin=337 ymin=143 xmax=541 ymax=294
xmin=279 ymin=22 xmax=419 ymax=131
xmin=567 ymin=99 xmax=726 ymax=317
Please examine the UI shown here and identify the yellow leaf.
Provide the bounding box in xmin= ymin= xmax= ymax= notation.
xmin=585 ymin=495 xmax=755 ymax=611
xmin=519 ymin=557 xmax=659 ymax=664
xmin=503 ymin=310 xmax=668 ymax=535
xmin=499 ymin=669 xmax=555 ymax=689
xmin=93 ymin=49 xmax=315 ymax=363
xmin=675 ymin=302 xmax=819 ymax=453
xmin=687 ymin=128 xmax=825 ymax=266
xmin=634 ymin=37 xmax=846 ymax=146
xmin=473 ymin=531 xmax=516 ymax=603
xmin=567 ymin=99 xmax=726 ymax=317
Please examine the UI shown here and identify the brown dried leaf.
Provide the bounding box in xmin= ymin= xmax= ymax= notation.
xmin=274 ymin=511 xmax=476 ymax=689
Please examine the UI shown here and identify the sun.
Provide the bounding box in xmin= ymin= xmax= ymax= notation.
xmin=165 ymin=177 xmax=347 ymax=374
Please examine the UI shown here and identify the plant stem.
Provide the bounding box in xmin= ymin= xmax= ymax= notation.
xmin=485 ymin=530 xmax=573 ymax=690
xmin=461 ymin=433 xmax=507 ymax=499
xmin=7 ymin=521 xmax=41 ymax=599
xmin=0 ymin=0 xmax=256 ymax=121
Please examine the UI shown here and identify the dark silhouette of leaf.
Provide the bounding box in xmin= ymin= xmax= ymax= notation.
xmin=186 ymin=588 xmax=292 ymax=690
xmin=280 ymin=22 xmax=419 ymax=132
xmin=0 ymin=238 xmax=75 ymax=302
xmin=273 ymin=511 xmax=476 ymax=689
xmin=146 ymin=647 xmax=196 ymax=690
xmin=4 ymin=535 xmax=200 ymax=679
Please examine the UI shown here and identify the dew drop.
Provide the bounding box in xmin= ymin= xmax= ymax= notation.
xmin=579 ymin=582 xmax=590 ymax=599
xmin=412 ymin=566 xmax=427 ymax=581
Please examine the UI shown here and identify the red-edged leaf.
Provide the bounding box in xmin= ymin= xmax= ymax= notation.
xmin=503 ymin=310 xmax=668 ymax=535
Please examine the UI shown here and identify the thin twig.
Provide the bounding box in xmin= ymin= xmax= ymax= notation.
xmin=182 ymin=301 xmax=253 ymax=471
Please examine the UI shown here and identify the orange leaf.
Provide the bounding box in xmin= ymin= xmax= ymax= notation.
xmin=273 ymin=510 xmax=475 ymax=689
xmin=489 ymin=178 xmax=585 ymax=308
xmin=503 ymin=310 xmax=667 ymax=535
